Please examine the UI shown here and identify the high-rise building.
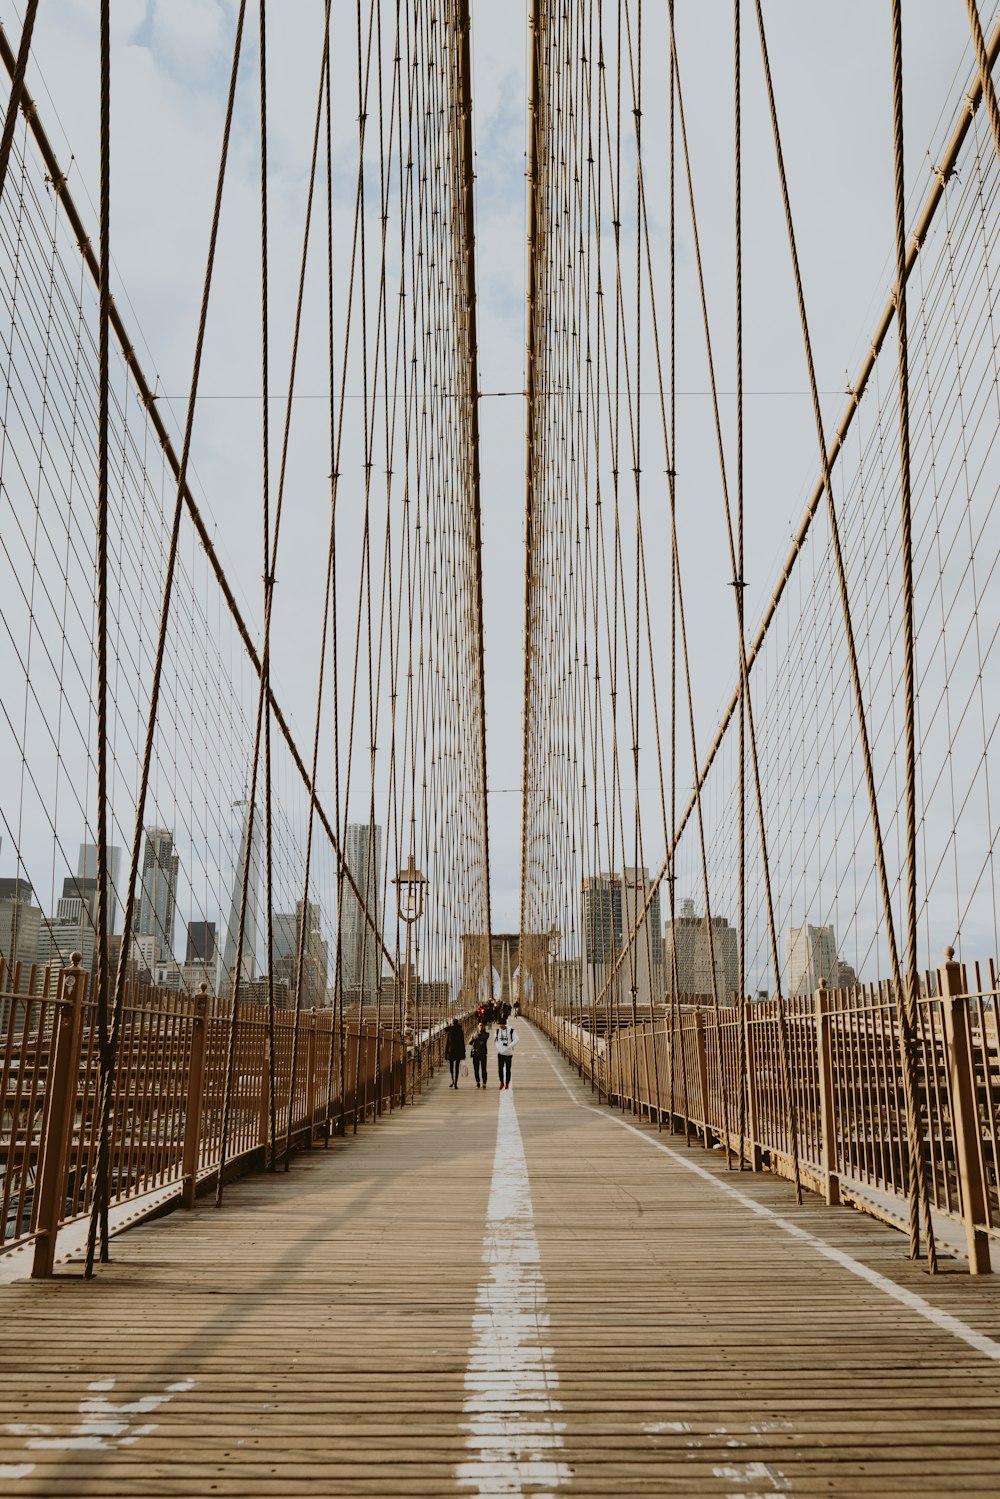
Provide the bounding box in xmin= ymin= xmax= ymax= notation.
xmin=0 ymin=878 xmax=42 ymax=968
xmin=341 ymin=823 xmax=383 ymax=998
xmin=109 ymin=930 xmax=156 ymax=987
xmin=222 ymin=802 xmax=261 ymax=985
xmin=663 ymin=904 xmax=739 ymax=1000
xmin=136 ymin=829 xmax=179 ymax=963
xmin=786 ymin=923 xmax=840 ymax=996
xmin=38 ymin=911 xmax=97 ymax=975
xmin=77 ymin=842 xmax=122 ymax=932
xmin=58 ymin=874 xmax=99 ymax=925
xmin=580 ymin=873 xmax=622 ymax=963
xmin=581 ymin=870 xmax=662 ymax=1004
xmin=272 ymin=900 xmax=330 ymax=1008
xmin=186 ymin=921 xmax=216 ymax=966
xmin=620 ymin=867 xmax=662 ymax=1004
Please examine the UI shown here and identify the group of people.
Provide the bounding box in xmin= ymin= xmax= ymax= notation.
xmin=444 ymin=1007 xmax=519 ymax=1091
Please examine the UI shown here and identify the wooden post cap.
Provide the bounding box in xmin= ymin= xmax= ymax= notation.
xmin=70 ymin=951 xmax=83 ymax=967
xmin=945 ymin=946 xmax=956 ymax=961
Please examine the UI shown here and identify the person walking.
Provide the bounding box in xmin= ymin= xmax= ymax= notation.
xmin=445 ymin=1017 xmax=466 ymax=1088
xmin=495 ymin=1014 xmax=519 ymax=1090
xmin=470 ymin=1020 xmax=489 ymax=1088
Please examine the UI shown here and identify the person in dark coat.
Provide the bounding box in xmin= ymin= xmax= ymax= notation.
xmin=445 ymin=1017 xmax=467 ymax=1088
xmin=470 ymin=1020 xmax=489 ymax=1088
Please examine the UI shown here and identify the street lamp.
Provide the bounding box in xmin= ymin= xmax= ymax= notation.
xmin=548 ymin=924 xmax=560 ymax=1013
xmin=393 ymin=854 xmax=428 ymax=1043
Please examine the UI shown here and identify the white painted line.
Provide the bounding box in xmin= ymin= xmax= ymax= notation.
xmin=455 ymin=1089 xmax=571 ymax=1496
xmin=533 ymin=1026 xmax=1000 ymax=1364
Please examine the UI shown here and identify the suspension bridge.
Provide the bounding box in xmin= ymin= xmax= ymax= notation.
xmin=2 ymin=0 xmax=1000 ymax=1493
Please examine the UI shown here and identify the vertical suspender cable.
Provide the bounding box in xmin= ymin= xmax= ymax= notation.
xmin=734 ymin=0 xmax=748 ymax=1169
xmin=521 ymin=0 xmax=543 ymax=962
xmin=258 ymin=0 xmax=278 ymax=1175
xmin=85 ymin=0 xmax=111 ymax=1277
xmin=456 ymin=0 xmax=493 ymax=999
xmin=891 ymin=0 xmax=938 ymax=1275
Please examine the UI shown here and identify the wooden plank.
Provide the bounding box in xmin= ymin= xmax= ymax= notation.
xmin=1 ymin=1024 xmax=1000 ymax=1494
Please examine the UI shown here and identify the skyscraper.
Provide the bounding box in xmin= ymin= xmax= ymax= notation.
xmin=663 ymin=905 xmax=739 ymax=1000
xmin=341 ymin=822 xmax=383 ymax=997
xmin=136 ymin=829 xmax=179 ymax=963
xmin=786 ymin=923 xmax=840 ymax=996
xmin=0 ymin=878 xmax=42 ymax=967
xmin=77 ymin=842 xmax=122 ymax=932
xmin=580 ymin=873 xmax=623 ymax=963
xmin=222 ymin=802 xmax=261 ymax=986
xmin=581 ymin=869 xmax=662 ymax=1004
xmin=186 ymin=921 xmax=216 ymax=966
xmin=620 ymin=867 xmax=662 ymax=1003
xmin=272 ymin=900 xmax=330 ymax=1008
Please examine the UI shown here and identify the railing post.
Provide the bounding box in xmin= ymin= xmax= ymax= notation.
xmin=181 ymin=984 xmax=209 ymax=1208
xmin=305 ymin=1010 xmax=318 ymax=1143
xmin=259 ymin=1033 xmax=271 ymax=1155
xmin=32 ymin=953 xmax=87 ymax=1278
xmin=815 ymin=980 xmax=840 ymax=1206
xmin=743 ymin=1000 xmax=763 ymax=1171
xmin=694 ymin=1008 xmax=710 ymax=1148
xmin=939 ymin=947 xmax=991 ymax=1274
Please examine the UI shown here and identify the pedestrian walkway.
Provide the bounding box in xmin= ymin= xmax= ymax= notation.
xmin=3 ymin=1022 xmax=1000 ymax=1495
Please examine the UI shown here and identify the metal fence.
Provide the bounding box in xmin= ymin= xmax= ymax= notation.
xmin=530 ymin=952 xmax=999 ymax=1275
xmin=1 ymin=954 xmax=457 ymax=1275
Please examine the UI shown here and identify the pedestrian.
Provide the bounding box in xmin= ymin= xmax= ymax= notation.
xmin=445 ymin=1017 xmax=466 ymax=1088
xmin=495 ymin=1013 xmax=519 ymax=1090
xmin=470 ymin=1020 xmax=489 ymax=1088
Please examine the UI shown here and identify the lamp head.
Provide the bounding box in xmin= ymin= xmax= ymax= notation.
xmin=393 ymin=853 xmax=428 ymax=922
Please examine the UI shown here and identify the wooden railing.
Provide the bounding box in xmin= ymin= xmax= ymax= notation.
xmin=529 ymin=950 xmax=999 ymax=1275
xmin=0 ymin=954 xmax=461 ymax=1275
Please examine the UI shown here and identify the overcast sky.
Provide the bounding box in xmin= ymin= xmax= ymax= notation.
xmin=3 ymin=0 xmax=994 ymax=951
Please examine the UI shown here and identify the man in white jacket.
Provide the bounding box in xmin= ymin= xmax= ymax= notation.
xmin=494 ymin=1015 xmax=519 ymax=1090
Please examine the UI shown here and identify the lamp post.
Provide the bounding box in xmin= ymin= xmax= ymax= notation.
xmin=548 ymin=924 xmax=560 ymax=1014
xmin=393 ymin=855 xmax=427 ymax=1096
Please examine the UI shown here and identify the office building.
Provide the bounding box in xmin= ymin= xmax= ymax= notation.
xmin=77 ymin=842 xmax=122 ymax=932
xmin=581 ymin=873 xmax=622 ymax=963
xmin=186 ymin=921 xmax=216 ymax=967
xmin=136 ymin=828 xmax=179 ymax=963
xmin=58 ymin=874 xmax=99 ymax=925
xmin=0 ymin=878 xmax=42 ymax=968
xmin=341 ymin=822 xmax=383 ymax=998
xmin=581 ymin=869 xmax=662 ymax=1004
xmin=786 ymin=923 xmax=840 ymax=996
xmin=222 ymin=802 xmax=261 ymax=984
xmin=272 ymin=899 xmax=330 ymax=1008
xmin=663 ymin=902 xmax=739 ymax=1000
xmin=621 ymin=867 xmax=662 ymax=1004
xmin=37 ymin=911 xmax=97 ymax=975
xmin=109 ymin=931 xmax=157 ymax=988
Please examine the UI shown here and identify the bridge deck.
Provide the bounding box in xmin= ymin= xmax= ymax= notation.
xmin=4 ymin=1023 xmax=1000 ymax=1496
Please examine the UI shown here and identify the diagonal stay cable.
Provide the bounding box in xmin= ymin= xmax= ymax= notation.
xmin=0 ymin=0 xmax=38 ymax=209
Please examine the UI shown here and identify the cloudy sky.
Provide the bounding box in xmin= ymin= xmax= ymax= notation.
xmin=3 ymin=0 xmax=994 ymax=950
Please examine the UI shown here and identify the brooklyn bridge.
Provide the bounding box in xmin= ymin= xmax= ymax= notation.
xmin=2 ymin=1 xmax=1000 ymax=1494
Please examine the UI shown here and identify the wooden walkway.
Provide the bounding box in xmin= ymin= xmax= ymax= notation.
xmin=4 ymin=1022 xmax=1000 ymax=1496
